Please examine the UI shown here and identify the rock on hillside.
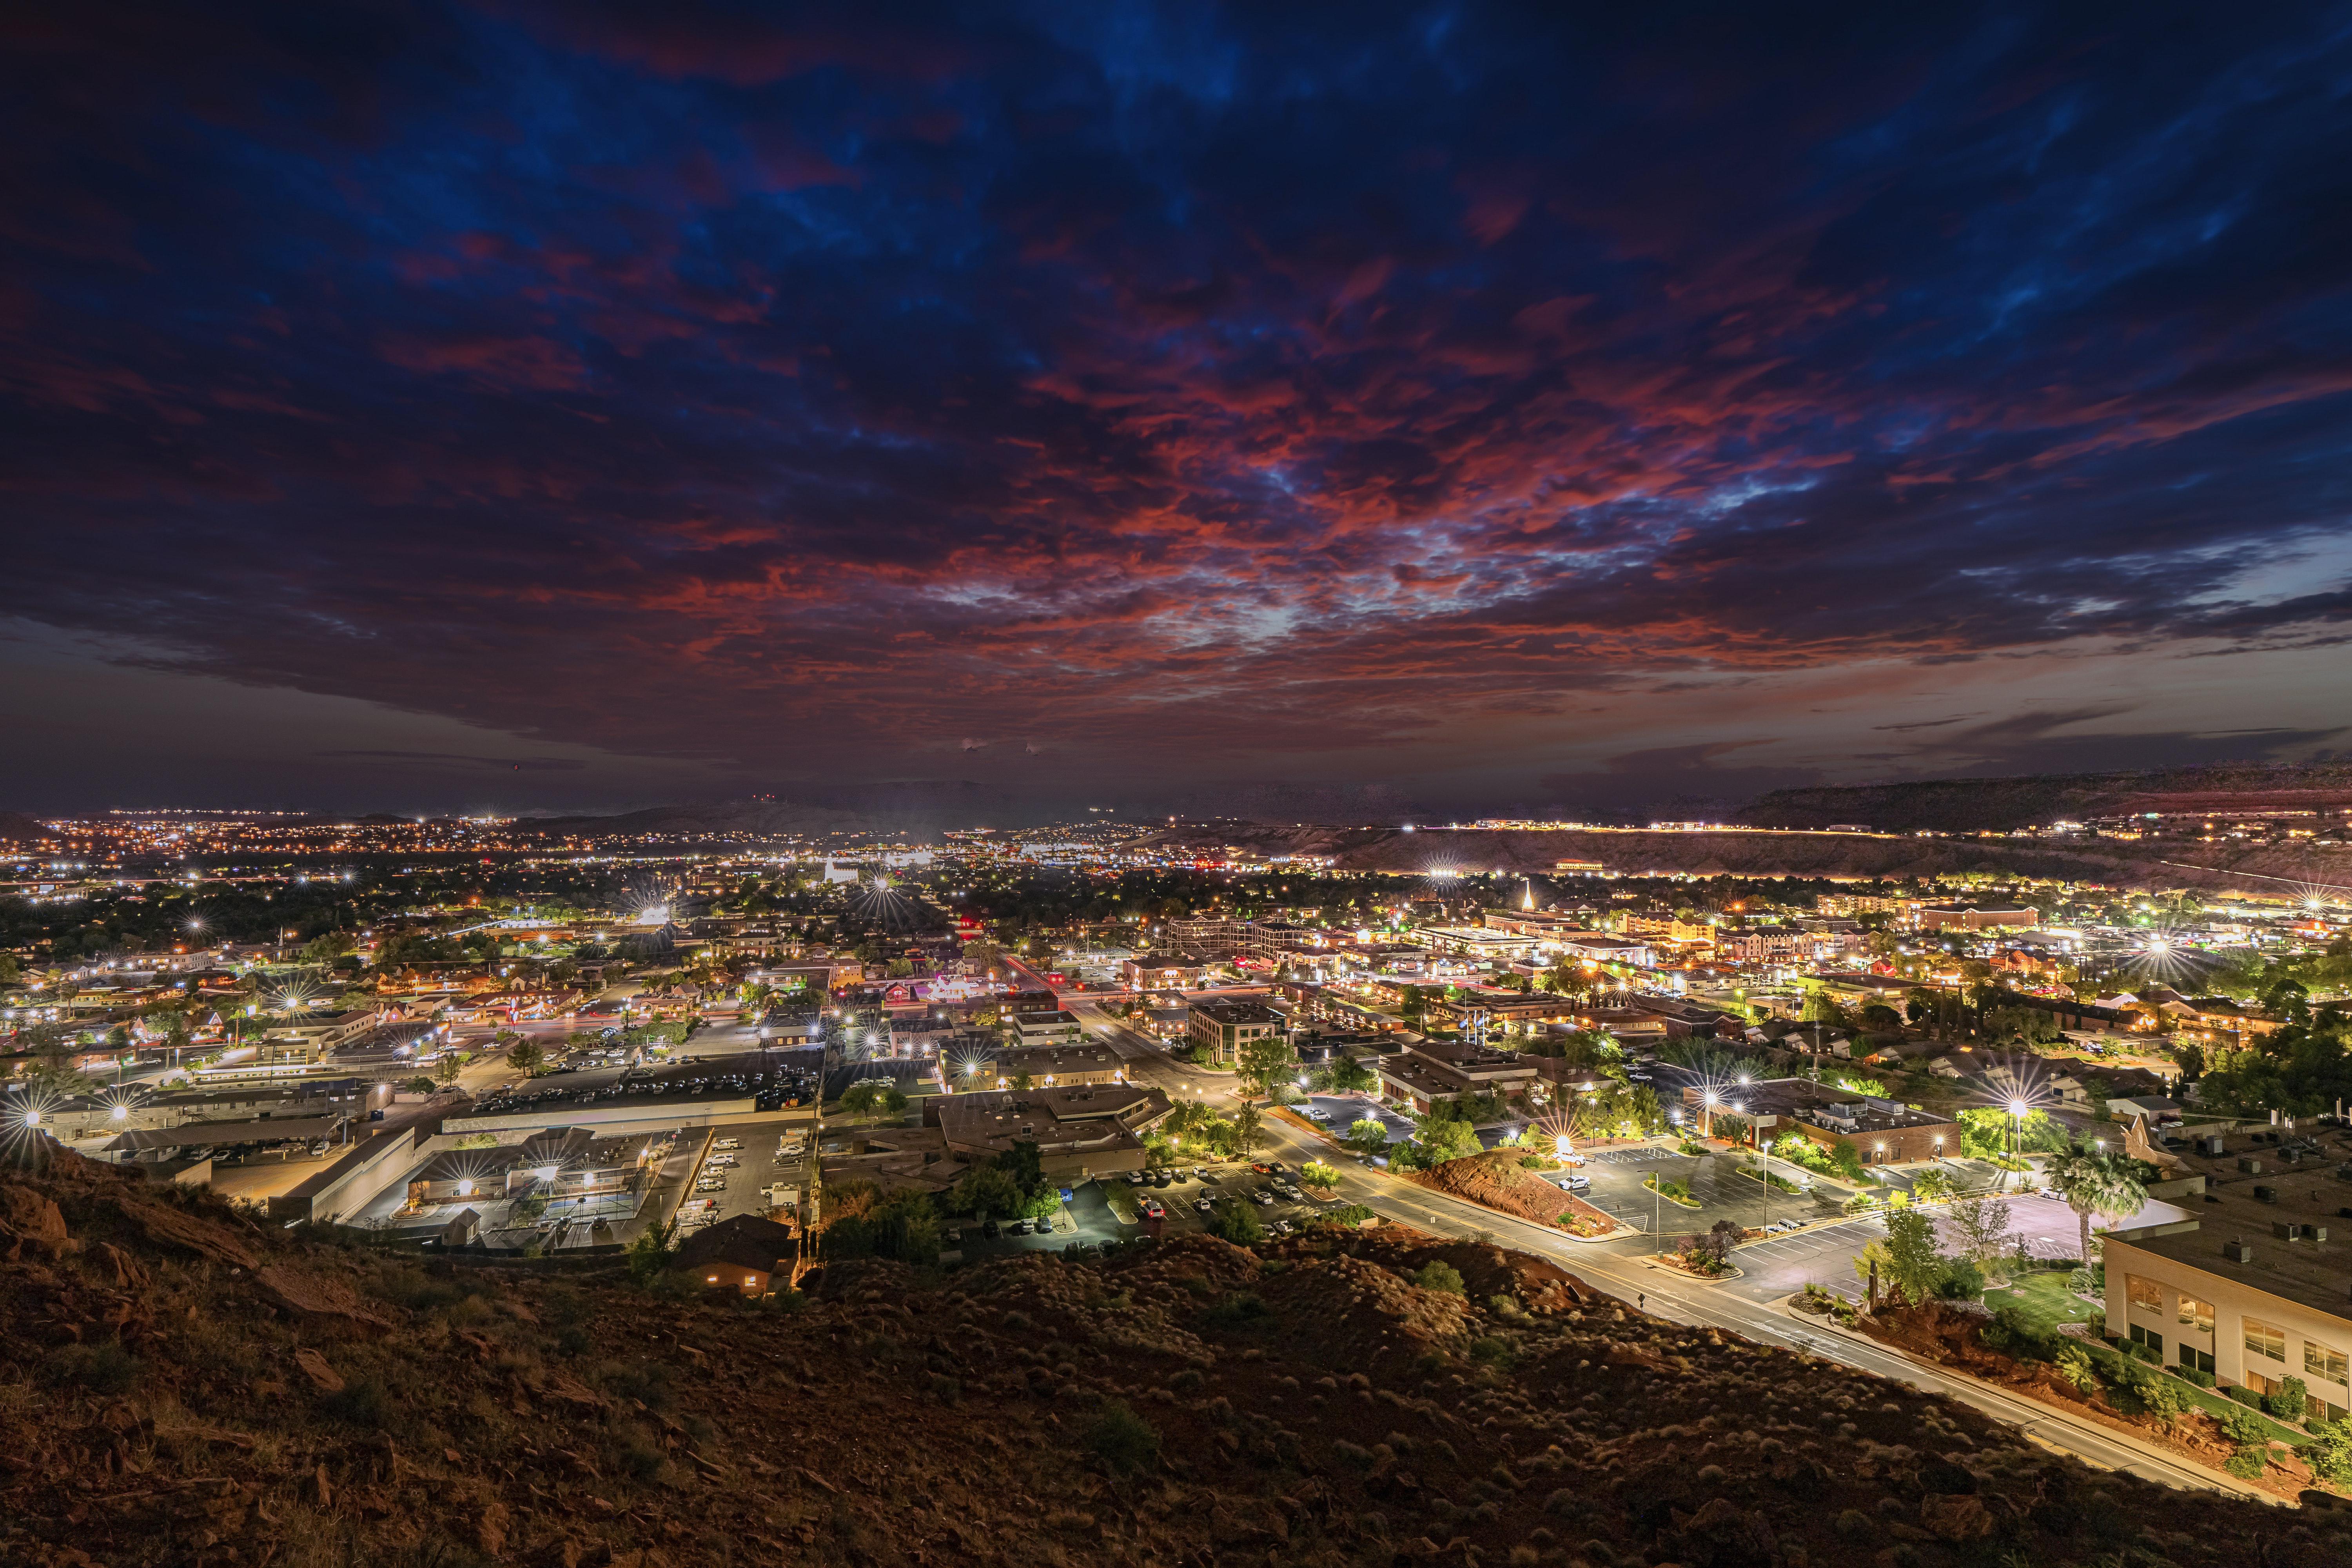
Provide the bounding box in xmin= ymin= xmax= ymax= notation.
xmin=2 ymin=1140 xmax=2343 ymax=1568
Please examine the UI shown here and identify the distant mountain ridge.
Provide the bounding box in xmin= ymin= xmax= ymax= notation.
xmin=519 ymin=781 xmax=1044 ymax=838
xmin=1739 ymin=760 xmax=2352 ymax=833
xmin=0 ymin=810 xmax=57 ymax=844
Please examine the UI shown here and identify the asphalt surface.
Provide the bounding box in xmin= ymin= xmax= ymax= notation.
xmin=1061 ymin=995 xmax=2270 ymax=1501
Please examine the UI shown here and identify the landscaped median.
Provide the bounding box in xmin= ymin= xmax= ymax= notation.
xmin=1400 ymin=1149 xmax=1629 ymax=1240
xmin=1271 ymin=1104 xmax=1331 ymax=1140
xmin=1642 ymin=1174 xmax=1702 ymax=1209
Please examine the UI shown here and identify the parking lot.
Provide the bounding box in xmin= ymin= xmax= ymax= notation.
xmin=469 ymin=1048 xmax=820 ymax=1121
xmin=1125 ymin=1160 xmax=1328 ymax=1240
xmin=946 ymin=1160 xmax=1332 ymax=1262
xmin=1300 ymin=1094 xmax=1413 ymax=1144
xmin=675 ymin=1119 xmax=811 ymax=1237
xmin=1722 ymin=1194 xmax=2111 ymax=1305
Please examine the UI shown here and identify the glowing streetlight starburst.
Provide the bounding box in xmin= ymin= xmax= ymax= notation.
xmin=268 ymin=976 xmax=323 ymax=1014
xmin=848 ymin=873 xmax=920 ymax=933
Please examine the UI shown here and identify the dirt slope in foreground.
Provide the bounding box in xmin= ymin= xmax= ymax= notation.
xmin=3 ymin=1143 xmax=2345 ymax=1568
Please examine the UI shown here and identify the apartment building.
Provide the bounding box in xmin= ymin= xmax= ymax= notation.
xmin=1186 ymin=997 xmax=1281 ymax=1065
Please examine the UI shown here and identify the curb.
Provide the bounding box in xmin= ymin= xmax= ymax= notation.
xmin=1642 ymin=1256 xmax=1745 ymax=1284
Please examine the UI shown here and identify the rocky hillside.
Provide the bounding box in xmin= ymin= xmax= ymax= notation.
xmin=4 ymin=1142 xmax=2343 ymax=1568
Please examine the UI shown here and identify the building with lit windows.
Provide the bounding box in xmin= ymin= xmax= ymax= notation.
xmin=2103 ymin=1176 xmax=2352 ymax=1426
xmin=1186 ymin=997 xmax=1281 ymax=1065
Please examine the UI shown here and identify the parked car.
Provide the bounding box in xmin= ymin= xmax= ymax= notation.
xmin=1142 ymin=1198 xmax=1165 ymax=1220
xmin=1194 ymin=1197 xmax=1216 ymax=1214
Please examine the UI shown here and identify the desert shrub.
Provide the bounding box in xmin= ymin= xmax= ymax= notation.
xmin=2117 ymin=1361 xmax=2183 ymax=1417
xmin=1313 ymin=1203 xmax=1376 ymax=1227
xmin=1084 ymin=1399 xmax=1161 ymax=1474
xmin=614 ymin=1429 xmax=668 ymax=1482
xmin=625 ymin=1221 xmax=677 ymax=1285
xmin=1200 ymin=1292 xmax=1274 ymax=1333
xmin=2082 ymin=1343 xmax=2127 ymax=1381
xmin=45 ymin=1342 xmax=141 ymax=1395
xmin=2217 ymin=1404 xmax=2271 ymax=1445
xmin=2305 ymin=1416 xmax=2352 ymax=1488
xmin=2265 ymin=1375 xmax=2307 ymax=1422
xmin=1207 ymin=1197 xmax=1263 ymax=1245
xmin=1935 ymin=1258 xmax=1985 ymax=1299
xmin=597 ymin=1359 xmax=676 ymax=1413
xmin=1467 ymin=1336 xmax=1518 ymax=1368
xmin=2225 ymin=1445 xmax=2266 ymax=1479
xmin=2051 ymin=1345 xmax=2097 ymax=1392
xmin=1411 ymin=1260 xmax=1465 ymax=1295
xmin=323 ymin=1377 xmax=392 ymax=1425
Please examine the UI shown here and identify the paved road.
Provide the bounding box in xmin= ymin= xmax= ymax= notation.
xmin=1060 ymin=1001 xmax=2268 ymax=1500
xmin=1261 ymin=1115 xmax=2269 ymax=1500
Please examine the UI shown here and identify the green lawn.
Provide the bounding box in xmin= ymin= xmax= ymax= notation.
xmin=1981 ymin=1270 xmax=2103 ymax=1335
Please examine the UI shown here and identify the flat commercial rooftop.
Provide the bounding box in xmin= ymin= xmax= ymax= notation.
xmin=109 ymin=1116 xmax=349 ymax=1151
xmin=2114 ymin=1127 xmax=2352 ymax=1322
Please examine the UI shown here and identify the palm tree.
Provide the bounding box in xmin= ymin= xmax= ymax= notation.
xmin=2045 ymin=1142 xmax=2148 ymax=1263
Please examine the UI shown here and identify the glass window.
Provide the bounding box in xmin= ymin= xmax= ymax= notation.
xmin=2245 ymin=1319 xmax=2287 ymax=1364
xmin=2176 ymin=1294 xmax=2213 ymax=1334
xmin=2127 ymin=1276 xmax=2163 ymax=1310
xmin=2305 ymin=1342 xmax=2350 ymax=1385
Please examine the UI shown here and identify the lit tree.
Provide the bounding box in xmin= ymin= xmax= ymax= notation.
xmin=2045 ymin=1142 xmax=2148 ymax=1263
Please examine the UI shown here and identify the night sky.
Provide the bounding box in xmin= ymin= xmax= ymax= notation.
xmin=6 ymin=4 xmax=2352 ymax=818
